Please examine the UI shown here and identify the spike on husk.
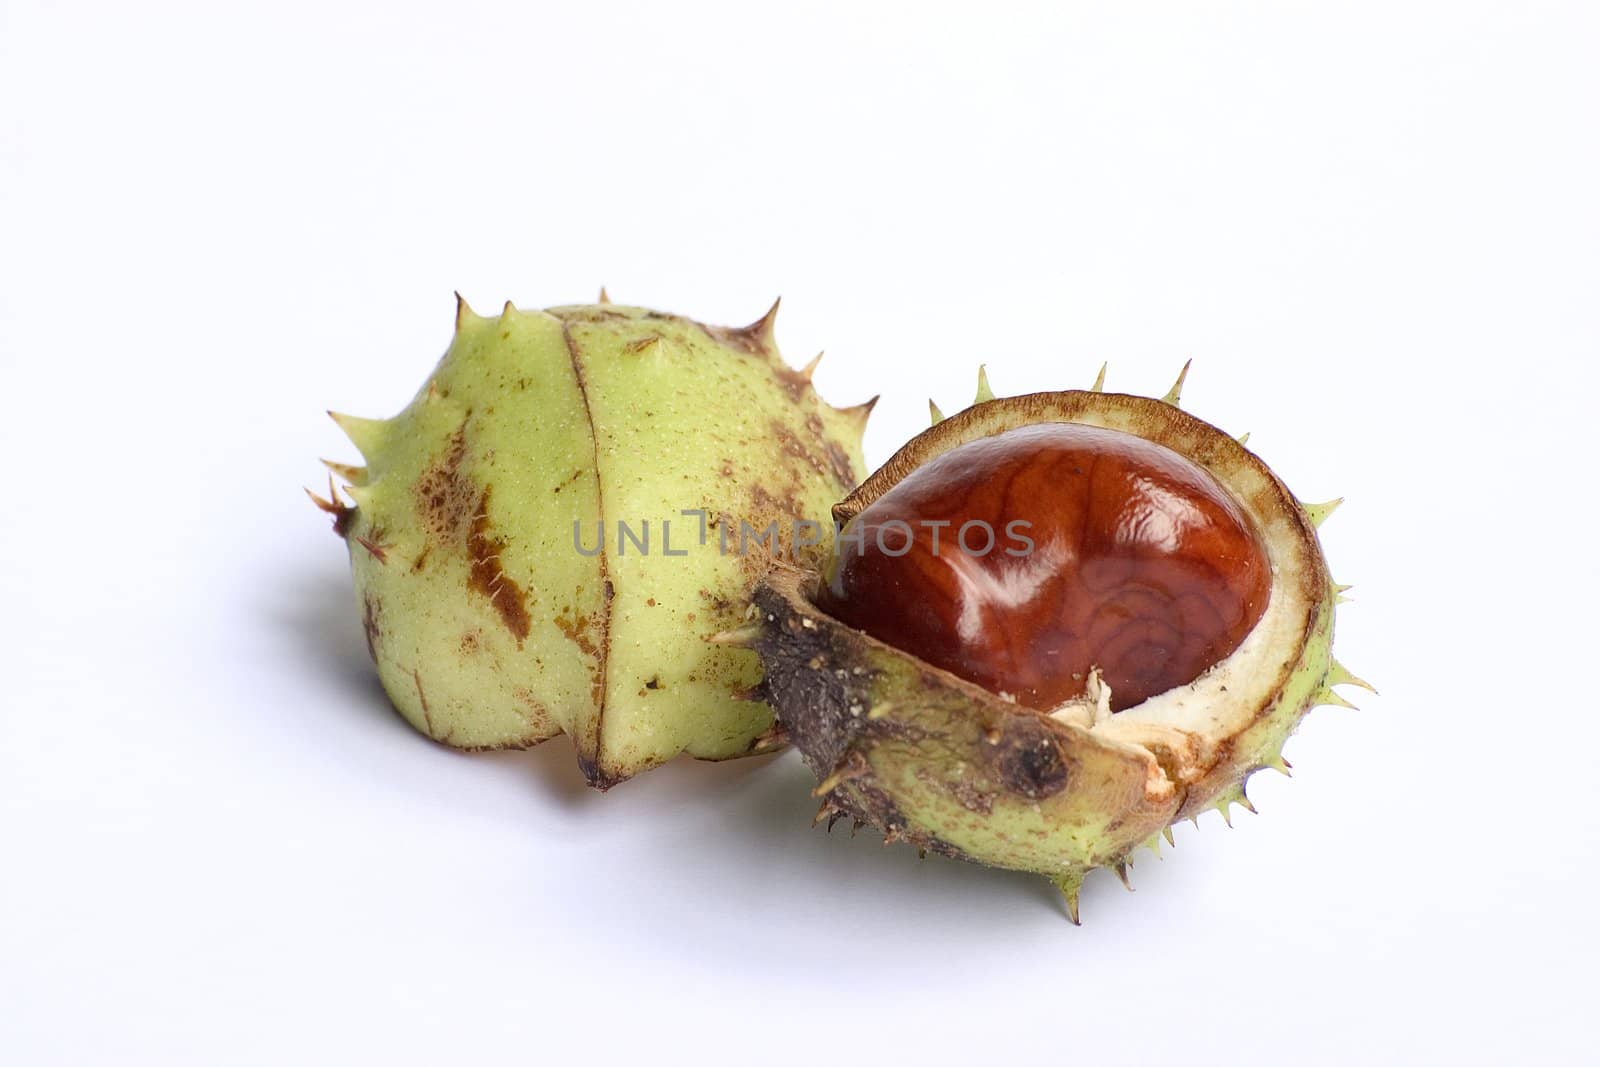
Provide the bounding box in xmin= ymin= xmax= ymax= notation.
xmin=1054 ymin=870 xmax=1085 ymax=925
xmin=1327 ymin=659 xmax=1377 ymax=694
xmin=321 ymin=458 xmax=367 ymax=486
xmin=305 ymin=476 xmax=353 ymax=535
xmin=974 ymin=365 xmax=995 ymax=405
xmin=1317 ymin=687 xmax=1360 ymax=710
xmin=1302 ymin=497 xmax=1344 ymax=528
xmin=1111 ymin=860 xmax=1134 ymax=891
xmin=1161 ymin=360 xmax=1192 ymax=406
xmin=838 ymin=395 xmax=878 ymax=428
xmin=732 ymin=297 xmax=781 ymax=352
xmin=327 ymin=411 xmax=388 ymax=460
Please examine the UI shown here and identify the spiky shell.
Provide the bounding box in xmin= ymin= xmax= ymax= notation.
xmin=746 ymin=367 xmax=1370 ymax=920
xmin=314 ymin=297 xmax=872 ymax=788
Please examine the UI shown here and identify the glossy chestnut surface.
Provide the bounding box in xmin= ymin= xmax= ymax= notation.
xmin=816 ymin=422 xmax=1270 ymax=711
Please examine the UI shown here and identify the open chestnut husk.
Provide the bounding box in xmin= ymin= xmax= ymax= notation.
xmin=739 ymin=367 xmax=1371 ymax=921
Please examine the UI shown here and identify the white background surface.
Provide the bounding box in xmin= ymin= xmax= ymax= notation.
xmin=3 ymin=2 xmax=1597 ymax=1064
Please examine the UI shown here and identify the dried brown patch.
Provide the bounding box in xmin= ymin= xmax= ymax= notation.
xmin=555 ymin=610 xmax=601 ymax=659
xmin=512 ymin=686 xmax=548 ymax=725
xmin=409 ymin=418 xmax=538 ymax=644
xmin=413 ymin=427 xmax=475 ymax=542
xmin=824 ymin=441 xmax=855 ymax=489
xmin=991 ymin=716 xmax=1070 ymax=800
xmin=773 ymin=363 xmax=812 ymax=403
xmin=468 ymin=488 xmax=532 ymax=644
xmin=801 ymin=411 xmax=855 ymax=489
xmin=771 ymin=420 xmax=830 ymax=481
xmin=947 ymin=774 xmax=995 ymax=815
xmin=749 ymin=482 xmax=803 ymax=525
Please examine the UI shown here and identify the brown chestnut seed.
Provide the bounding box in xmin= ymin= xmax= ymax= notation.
xmin=815 ymin=423 xmax=1270 ymax=712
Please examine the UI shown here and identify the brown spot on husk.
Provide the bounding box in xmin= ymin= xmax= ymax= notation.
xmin=991 ymin=716 xmax=1071 ymax=800
xmin=556 ymin=611 xmax=601 ymax=659
xmin=749 ymin=483 xmax=804 ymax=530
xmin=413 ymin=426 xmax=475 ymax=542
xmin=361 ymin=594 xmax=381 ymax=662
xmin=824 ymin=441 xmax=855 ymax=488
xmin=801 ymin=411 xmax=856 ymax=488
xmin=512 ymin=686 xmax=548 ymax=726
xmin=409 ymin=418 xmax=538 ymax=645
xmin=943 ymin=772 xmax=996 ymax=815
xmin=412 ymin=668 xmax=434 ymax=735
xmin=773 ymin=363 xmax=813 ymax=403
xmin=771 ymin=420 xmax=831 ymax=482
xmin=581 ymin=596 xmax=612 ymax=706
xmin=468 ymin=488 xmax=532 ymax=643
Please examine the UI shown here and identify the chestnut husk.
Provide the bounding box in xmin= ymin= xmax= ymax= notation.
xmin=315 ymin=296 xmax=873 ymax=788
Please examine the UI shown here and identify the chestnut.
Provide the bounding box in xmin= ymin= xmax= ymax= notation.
xmin=815 ymin=422 xmax=1270 ymax=712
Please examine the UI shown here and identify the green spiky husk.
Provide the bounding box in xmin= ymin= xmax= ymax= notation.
xmin=315 ymin=297 xmax=873 ymax=788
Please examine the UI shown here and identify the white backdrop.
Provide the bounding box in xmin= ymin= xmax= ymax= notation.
xmin=2 ymin=2 xmax=1596 ymax=1064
